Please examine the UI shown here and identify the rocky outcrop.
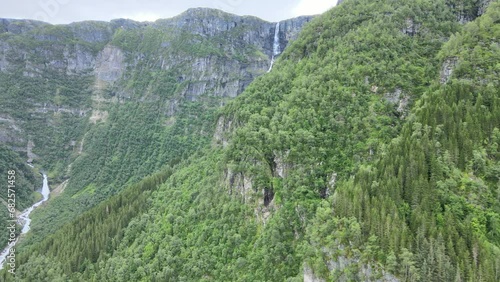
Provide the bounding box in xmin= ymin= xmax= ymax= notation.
xmin=304 ymin=255 xmax=400 ymax=282
xmin=304 ymin=266 xmax=325 ymax=282
xmin=478 ymin=0 xmax=493 ymax=16
xmin=276 ymin=16 xmax=314 ymax=55
xmin=274 ymin=154 xmax=288 ymax=178
xmin=0 ymin=116 xmax=22 ymax=143
xmin=178 ymin=55 xmax=269 ymax=100
xmin=324 ymin=172 xmax=337 ymax=198
xmin=384 ymin=88 xmax=410 ymax=117
xmin=401 ymin=18 xmax=420 ymax=36
xmin=68 ymin=21 xmax=114 ymax=43
xmin=214 ymin=116 xmax=234 ymax=147
xmin=64 ymin=44 xmax=96 ymax=74
xmin=95 ymin=45 xmax=125 ymax=84
xmin=0 ymin=19 xmax=48 ymax=35
xmin=440 ymin=57 xmax=458 ymax=84
xmin=0 ymin=42 xmax=10 ymax=71
xmin=27 ymin=140 xmax=36 ymax=163
xmin=225 ymin=168 xmax=254 ymax=204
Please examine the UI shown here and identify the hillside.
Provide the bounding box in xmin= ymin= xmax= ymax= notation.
xmin=0 ymin=9 xmax=312 ymax=253
xmin=2 ymin=0 xmax=500 ymax=281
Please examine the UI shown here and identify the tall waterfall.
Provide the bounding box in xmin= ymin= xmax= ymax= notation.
xmin=268 ymin=22 xmax=281 ymax=72
xmin=272 ymin=22 xmax=281 ymax=56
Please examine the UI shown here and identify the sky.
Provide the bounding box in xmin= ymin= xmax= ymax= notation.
xmin=0 ymin=0 xmax=339 ymax=24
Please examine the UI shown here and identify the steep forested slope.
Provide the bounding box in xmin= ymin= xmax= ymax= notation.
xmin=305 ymin=1 xmax=500 ymax=281
xmin=3 ymin=0 xmax=499 ymax=281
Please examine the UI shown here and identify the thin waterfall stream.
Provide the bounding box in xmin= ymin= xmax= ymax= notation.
xmin=268 ymin=22 xmax=281 ymax=72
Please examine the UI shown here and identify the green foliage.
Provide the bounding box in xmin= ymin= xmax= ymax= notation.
xmin=0 ymin=70 xmax=93 ymax=180
xmin=319 ymin=2 xmax=500 ymax=281
xmin=10 ymin=168 xmax=173 ymax=281
xmin=19 ymin=96 xmax=218 ymax=249
xmin=0 ymin=145 xmax=39 ymax=249
xmin=3 ymin=0 xmax=500 ymax=281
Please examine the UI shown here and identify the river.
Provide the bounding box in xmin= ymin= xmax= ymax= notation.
xmin=0 ymin=173 xmax=50 ymax=270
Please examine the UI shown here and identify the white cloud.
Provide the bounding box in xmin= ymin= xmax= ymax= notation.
xmin=292 ymin=0 xmax=337 ymax=17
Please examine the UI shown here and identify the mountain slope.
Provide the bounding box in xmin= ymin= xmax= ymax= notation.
xmin=0 ymin=10 xmax=312 ymax=252
xmin=305 ymin=1 xmax=500 ymax=281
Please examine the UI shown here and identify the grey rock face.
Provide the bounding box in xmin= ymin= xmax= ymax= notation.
xmin=328 ymin=257 xmax=400 ymax=282
xmin=440 ymin=57 xmax=458 ymax=84
xmin=68 ymin=21 xmax=114 ymax=43
xmin=179 ymin=55 xmax=270 ymax=100
xmin=65 ymin=44 xmax=96 ymax=74
xmin=0 ymin=9 xmax=313 ymax=100
xmin=304 ymin=266 xmax=326 ymax=282
xmin=478 ymin=0 xmax=493 ymax=16
xmin=0 ymin=19 xmax=48 ymax=35
xmin=95 ymin=45 xmax=125 ymax=83
xmin=156 ymin=8 xmax=240 ymax=37
xmin=276 ymin=16 xmax=314 ymax=54
xmin=384 ymin=88 xmax=409 ymax=117
xmin=457 ymin=13 xmax=473 ymax=24
xmin=110 ymin=18 xmax=147 ymax=30
xmin=304 ymin=244 xmax=401 ymax=282
xmin=214 ymin=116 xmax=233 ymax=147
xmin=0 ymin=42 xmax=10 ymax=71
xmin=225 ymin=167 xmax=253 ymax=204
xmin=401 ymin=18 xmax=420 ymax=36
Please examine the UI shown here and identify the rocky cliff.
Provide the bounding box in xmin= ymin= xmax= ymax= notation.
xmin=0 ymin=9 xmax=313 ymax=169
xmin=0 ymin=9 xmax=313 ymax=95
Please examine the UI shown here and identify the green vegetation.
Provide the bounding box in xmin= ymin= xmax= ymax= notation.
xmin=8 ymin=167 xmax=173 ymax=281
xmin=1 ymin=7 xmax=275 ymax=255
xmin=0 ymin=145 xmax=39 ymax=248
xmin=20 ymin=96 xmax=219 ymax=250
xmin=305 ymin=1 xmax=500 ymax=281
xmin=0 ymin=70 xmax=93 ymax=180
xmin=1 ymin=0 xmax=499 ymax=281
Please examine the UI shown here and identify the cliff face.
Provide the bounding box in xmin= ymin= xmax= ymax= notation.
xmin=0 ymin=9 xmax=313 ymax=165
xmin=0 ymin=19 xmax=48 ymax=34
xmin=0 ymin=10 xmax=313 ymax=94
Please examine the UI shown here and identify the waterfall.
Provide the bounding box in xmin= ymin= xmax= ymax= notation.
xmin=0 ymin=173 xmax=50 ymax=270
xmin=19 ymin=174 xmax=50 ymax=234
xmin=268 ymin=22 xmax=281 ymax=72
xmin=272 ymin=22 xmax=281 ymax=56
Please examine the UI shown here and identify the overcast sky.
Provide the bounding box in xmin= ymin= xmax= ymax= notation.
xmin=0 ymin=0 xmax=339 ymax=24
